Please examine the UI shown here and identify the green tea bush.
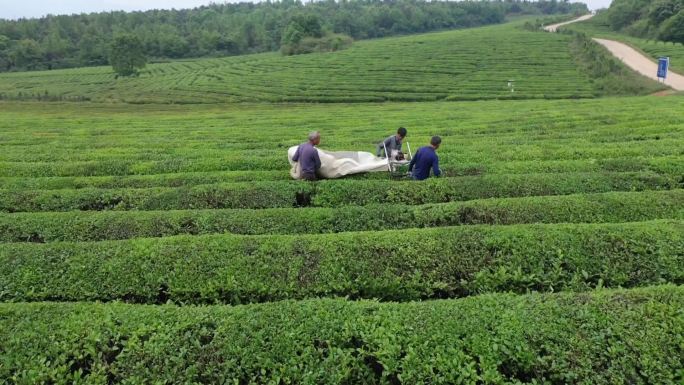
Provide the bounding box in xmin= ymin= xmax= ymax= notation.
xmin=1 ymin=190 xmax=681 ymax=242
xmin=1 ymin=154 xmax=681 ymax=182
xmin=0 ymin=172 xmax=677 ymax=213
xmin=0 ymin=170 xmax=289 ymax=190
xmin=2 ymin=98 xmax=682 ymax=182
xmin=0 ymin=182 xmax=313 ymax=212
xmin=0 ymin=155 xmax=680 ymax=191
xmin=1 ymin=286 xmax=682 ymax=384
xmin=1 ymin=220 xmax=681 ymax=304
xmin=311 ymin=172 xmax=677 ymax=207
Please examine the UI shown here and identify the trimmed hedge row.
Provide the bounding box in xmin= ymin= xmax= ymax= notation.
xmin=1 ymin=137 xmax=681 ymax=177
xmin=1 ymin=286 xmax=683 ymax=384
xmin=1 ymin=220 xmax=682 ymax=304
xmin=3 ymin=139 xmax=681 ymax=163
xmin=0 ymin=154 xmax=681 ymax=182
xmin=0 ymin=172 xmax=679 ymax=212
xmin=0 ymin=170 xmax=288 ymax=190
xmin=1 ymin=190 xmax=682 ymax=242
xmin=0 ymin=155 xmax=284 ymax=177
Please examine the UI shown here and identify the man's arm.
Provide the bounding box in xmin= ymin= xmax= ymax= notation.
xmin=378 ymin=136 xmax=392 ymax=157
xmin=432 ymin=154 xmax=441 ymax=177
xmin=408 ymin=149 xmax=419 ymax=171
xmin=292 ymin=145 xmax=301 ymax=162
xmin=313 ymin=148 xmax=321 ymax=170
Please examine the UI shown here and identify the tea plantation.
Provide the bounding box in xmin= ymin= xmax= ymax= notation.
xmin=0 ymin=20 xmax=663 ymax=104
xmin=1 ymin=13 xmax=683 ymax=384
xmin=1 ymin=94 xmax=683 ymax=383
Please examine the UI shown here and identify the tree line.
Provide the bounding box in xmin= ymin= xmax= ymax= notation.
xmin=604 ymin=0 xmax=684 ymax=44
xmin=0 ymin=0 xmax=587 ymax=73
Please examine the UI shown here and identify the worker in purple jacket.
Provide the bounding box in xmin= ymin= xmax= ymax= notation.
xmin=292 ymin=131 xmax=322 ymax=181
xmin=408 ymin=136 xmax=441 ymax=180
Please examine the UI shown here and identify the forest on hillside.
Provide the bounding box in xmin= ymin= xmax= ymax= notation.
xmin=603 ymin=0 xmax=684 ymax=43
xmin=0 ymin=0 xmax=587 ymax=73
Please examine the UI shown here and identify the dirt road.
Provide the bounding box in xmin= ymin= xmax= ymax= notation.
xmin=543 ymin=14 xmax=594 ymax=32
xmin=593 ymin=39 xmax=684 ymax=91
xmin=544 ymin=14 xmax=684 ymax=91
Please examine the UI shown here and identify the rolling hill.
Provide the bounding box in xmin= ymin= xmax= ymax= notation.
xmin=0 ymin=19 xmax=663 ymax=103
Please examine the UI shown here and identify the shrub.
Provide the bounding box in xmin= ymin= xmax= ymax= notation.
xmin=0 ymin=172 xmax=677 ymax=213
xmin=282 ymin=33 xmax=354 ymax=55
xmin=0 ymin=286 xmax=682 ymax=384
xmin=0 ymin=190 xmax=681 ymax=243
xmin=1 ymin=220 xmax=681 ymax=304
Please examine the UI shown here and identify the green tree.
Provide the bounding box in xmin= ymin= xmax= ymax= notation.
xmin=280 ymin=14 xmax=324 ymax=55
xmin=282 ymin=22 xmax=305 ymax=46
xmin=10 ymin=39 xmax=42 ymax=70
xmin=659 ymin=9 xmax=684 ymax=43
xmin=158 ymin=33 xmax=189 ymax=58
xmin=648 ymin=0 xmax=681 ymax=25
xmin=79 ymin=33 xmax=107 ymax=66
xmin=0 ymin=35 xmax=10 ymax=71
xmin=43 ymin=32 xmax=70 ymax=69
xmin=0 ymin=35 xmax=9 ymax=51
xmin=283 ymin=14 xmax=323 ymax=42
xmin=607 ymin=0 xmax=650 ymax=30
xmin=109 ymin=34 xmax=146 ymax=76
xmin=295 ymin=14 xmax=323 ymax=38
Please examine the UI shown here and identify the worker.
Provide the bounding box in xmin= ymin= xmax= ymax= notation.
xmin=377 ymin=127 xmax=407 ymax=159
xmin=408 ymin=136 xmax=441 ymax=180
xmin=292 ymin=131 xmax=322 ymax=181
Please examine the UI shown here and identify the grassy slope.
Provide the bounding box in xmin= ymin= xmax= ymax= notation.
xmin=0 ymin=20 xmax=659 ymax=103
xmin=564 ymin=13 xmax=684 ymax=73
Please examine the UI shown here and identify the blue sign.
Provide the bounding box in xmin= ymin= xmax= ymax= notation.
xmin=657 ymin=57 xmax=669 ymax=79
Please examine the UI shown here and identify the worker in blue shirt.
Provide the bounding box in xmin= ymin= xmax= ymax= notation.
xmin=408 ymin=136 xmax=441 ymax=180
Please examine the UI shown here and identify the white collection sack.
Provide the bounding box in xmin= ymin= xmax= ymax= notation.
xmin=287 ymin=145 xmax=389 ymax=179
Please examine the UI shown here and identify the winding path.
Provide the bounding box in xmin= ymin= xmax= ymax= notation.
xmin=544 ymin=15 xmax=684 ymax=91
xmin=543 ymin=14 xmax=595 ymax=33
xmin=592 ymin=39 xmax=684 ymax=90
